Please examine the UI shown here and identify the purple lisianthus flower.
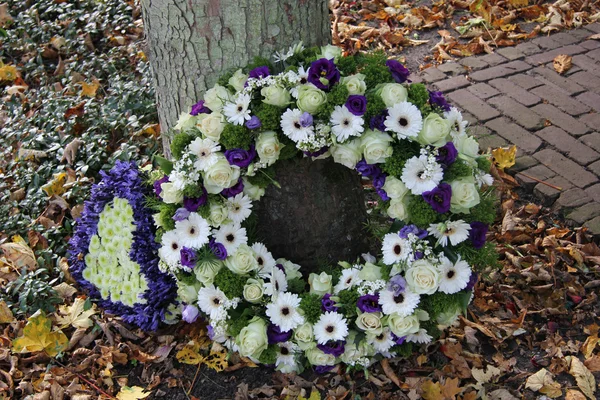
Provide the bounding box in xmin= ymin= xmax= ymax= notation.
xmin=356 ymin=159 xmax=382 ymax=179
xmin=275 ymin=263 xmax=286 ymax=273
xmin=173 ymin=207 xmax=191 ymax=222
xmin=386 ymin=59 xmax=411 ymax=83
xmin=308 ymin=58 xmax=340 ymax=91
xmin=317 ymin=340 xmax=345 ymax=357
xmin=414 ymin=251 xmax=424 ymax=260
xmin=303 ymin=146 xmax=329 ymax=158
xmin=321 ymin=293 xmax=339 ymax=312
xmin=315 ymin=365 xmax=336 ymax=374
xmin=182 ymin=305 xmax=200 ymax=323
xmin=153 ymin=175 xmax=169 ymax=196
xmin=373 ymin=174 xmax=390 ymax=201
xmin=370 ymin=111 xmax=388 ymax=132
xmin=190 ymin=100 xmax=211 ymax=116
xmin=209 ymin=239 xmax=228 ymax=260
xmin=345 ymin=95 xmax=367 ymax=116
xmin=220 ymin=179 xmax=244 ymax=198
xmin=466 ymin=271 xmax=479 ymax=290
xmin=245 ymin=116 xmax=262 ymax=130
xmin=249 ymin=66 xmax=270 ymax=80
xmin=225 ymin=146 xmax=257 ymax=168
xmin=422 ymin=183 xmax=452 ymax=214
xmin=357 ymin=293 xmax=382 ymax=313
xmin=469 ymin=221 xmax=488 ymax=249
xmin=391 ymin=333 xmax=406 ymax=346
xmin=180 ymin=247 xmax=197 ymax=269
xmin=267 ymin=323 xmax=292 ymax=344
xmin=436 ymin=142 xmax=458 ymax=168
xmin=387 ymin=275 xmax=406 ymax=296
xmin=399 ymin=224 xmax=428 ymax=239
xmin=300 ymin=112 xmax=313 ymax=127
xmin=183 ymin=189 xmax=208 ymax=212
xmin=429 ymin=90 xmax=451 ymax=112
xmin=207 ymin=325 xmax=215 ymax=340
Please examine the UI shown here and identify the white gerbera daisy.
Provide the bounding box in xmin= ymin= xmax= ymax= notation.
xmin=197 ymin=285 xmax=228 ymax=320
xmin=290 ymin=66 xmax=309 ymax=98
xmin=333 ymin=267 xmax=362 ymax=294
xmin=281 ymin=108 xmax=314 ymax=142
xmin=266 ymin=292 xmax=304 ymax=332
xmin=378 ymin=288 xmax=421 ymax=316
xmin=401 ymin=155 xmax=444 ymax=195
xmin=384 ymin=102 xmax=423 ymax=139
xmin=381 ymin=233 xmax=411 ymax=266
xmin=252 ymin=242 xmax=276 ymax=277
xmin=175 ymin=213 xmax=210 ymax=248
xmin=330 ymin=105 xmax=364 ymax=142
xmin=226 ymin=193 xmax=252 ymax=224
xmin=406 ymin=328 xmax=433 ymax=344
xmin=367 ymin=328 xmax=395 ymax=353
xmin=263 ymin=267 xmax=288 ymax=297
xmin=428 ymin=220 xmax=471 ymax=247
xmin=438 ymin=257 xmax=472 ymax=294
xmin=223 ymin=93 xmax=251 ymax=125
xmin=444 ymin=107 xmax=468 ymax=137
xmin=213 ymin=223 xmax=247 ymax=254
xmin=475 ymin=170 xmax=494 ymax=188
xmin=276 ymin=341 xmax=299 ymax=367
xmin=158 ymin=230 xmax=182 ymax=267
xmin=313 ymin=311 xmax=349 ymax=344
xmin=188 ymin=137 xmax=221 ymax=171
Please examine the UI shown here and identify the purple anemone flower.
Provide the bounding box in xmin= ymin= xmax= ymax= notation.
xmin=220 ymin=179 xmax=244 ymax=198
xmin=469 ymin=221 xmax=488 ymax=249
xmin=391 ymin=333 xmax=406 ymax=346
xmin=308 ymin=58 xmax=340 ymax=91
xmin=303 ymin=146 xmax=329 ymax=158
xmin=466 ymin=271 xmax=479 ymax=290
xmin=422 ymin=183 xmax=452 ymax=214
xmin=225 ymin=146 xmax=257 ymax=168
xmin=357 ymin=293 xmax=382 ymax=313
xmin=300 ymin=112 xmax=313 ymax=127
xmin=345 ymin=95 xmax=367 ymax=116
xmin=317 ymin=340 xmax=345 ymax=357
xmin=315 ymin=365 xmax=336 ymax=374
xmin=267 ymin=323 xmax=292 ymax=344
xmin=386 ymin=59 xmax=411 ymax=83
xmin=373 ymin=174 xmax=389 ymax=201
xmin=436 ymin=142 xmax=458 ymax=168
xmin=429 ymin=90 xmax=451 ymax=111
xmin=190 ymin=100 xmax=211 ymax=116
xmin=321 ymin=293 xmax=339 ymax=312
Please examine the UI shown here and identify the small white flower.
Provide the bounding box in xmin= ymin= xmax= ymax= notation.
xmin=213 ymin=223 xmax=248 ymax=254
xmin=280 ymin=108 xmax=314 ymax=142
xmin=401 ymin=155 xmax=444 ymax=195
xmin=226 ymin=193 xmax=252 ymax=224
xmin=381 ymin=233 xmax=411 ymax=266
xmin=438 ymin=256 xmax=472 ymax=294
xmin=384 ymin=102 xmax=423 ymax=140
xmin=158 ymin=230 xmax=182 ymax=267
xmin=197 ymin=285 xmax=228 ymax=320
xmin=444 ymin=107 xmax=468 ymax=136
xmin=367 ymin=328 xmax=395 ymax=353
xmin=428 ymin=220 xmax=471 ymax=247
xmin=188 ymin=138 xmax=221 ymax=171
xmin=266 ymin=292 xmax=305 ymax=332
xmin=223 ymin=93 xmax=251 ymax=125
xmin=333 ymin=267 xmax=363 ymax=294
xmin=251 ymin=242 xmax=276 ymax=277
xmin=175 ymin=213 xmax=211 ymax=248
xmin=330 ymin=105 xmax=365 ymax=142
xmin=263 ymin=267 xmax=288 ymax=297
xmin=276 ymin=341 xmax=299 ymax=369
xmin=406 ymin=328 xmax=433 ymax=344
xmin=378 ymin=288 xmax=421 ymax=316
xmin=475 ymin=170 xmax=494 ymax=187
xmin=313 ymin=311 xmax=349 ymax=345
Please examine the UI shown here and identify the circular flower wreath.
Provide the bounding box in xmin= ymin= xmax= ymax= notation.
xmin=69 ymin=161 xmax=178 ymax=331
xmin=151 ymin=44 xmax=498 ymax=372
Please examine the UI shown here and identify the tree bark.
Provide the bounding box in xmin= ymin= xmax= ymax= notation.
xmin=140 ymin=0 xmax=331 ymax=157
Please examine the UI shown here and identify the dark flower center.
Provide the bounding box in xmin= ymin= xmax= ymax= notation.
xmin=171 ymin=243 xmax=178 ymax=250
xmin=300 ymin=77 xmax=307 ymax=84
xmin=190 ymin=228 xmax=196 ymax=235
xmin=281 ymin=347 xmax=289 ymax=355
xmin=226 ymin=234 xmax=234 ymax=242
xmin=326 ymin=325 xmax=334 ymax=333
xmin=399 ymin=117 xmax=408 ymax=127
xmin=393 ymin=244 xmax=402 ymax=255
xmin=447 ymin=270 xmax=455 ymax=279
xmin=258 ymin=257 xmax=264 ymax=266
xmin=343 ymin=119 xmax=350 ymax=126
xmin=213 ymin=297 xmax=221 ymax=305
xmin=346 ymin=277 xmax=352 ymax=284
xmin=237 ymin=105 xmax=243 ymax=112
xmin=376 ymin=333 xmax=385 ymax=340
xmin=393 ymin=294 xmax=405 ymax=304
xmin=294 ymin=121 xmax=301 ymax=129
xmin=282 ymin=307 xmax=290 ymax=316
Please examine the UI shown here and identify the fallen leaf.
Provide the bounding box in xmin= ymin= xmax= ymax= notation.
xmin=1 ymin=235 xmax=37 ymax=271
xmin=52 ymin=282 xmax=78 ymax=299
xmin=41 ymin=172 xmax=67 ymax=196
xmin=421 ymin=379 xmax=443 ymax=400
xmin=584 ymin=355 xmax=600 ymax=372
xmin=0 ymin=3 xmax=14 ymax=26
xmin=80 ymin=80 xmax=100 ymax=97
xmin=56 ymin=297 xmax=97 ymax=329
xmin=566 ymin=390 xmax=588 ymax=400
xmin=175 ymin=341 xmax=204 ymax=365
xmin=0 ymin=300 xmax=14 ymax=323
xmin=380 ymin=358 xmax=402 ymax=387
xmin=441 ymin=377 xmax=463 ymax=399
xmin=488 ymin=389 xmax=518 ymax=400
xmin=203 ymin=346 xmax=228 ymax=372
xmin=553 ymin=54 xmax=572 ymax=74
xmin=12 ymin=311 xmax=69 ymax=357
xmin=61 ymin=138 xmax=84 ymax=164
xmin=568 ymin=356 xmax=596 ymax=400
xmin=492 ymin=145 xmax=517 ymax=170
xmin=116 ymin=386 xmax=151 ymax=400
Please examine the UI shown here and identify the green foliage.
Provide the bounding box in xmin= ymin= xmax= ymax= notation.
xmin=380 ymin=263 xmax=392 ymax=281
xmin=477 ymin=156 xmax=492 ymax=173
xmin=227 ymin=307 xmax=254 ymax=337
xmin=454 ymin=241 xmax=500 ymax=272
xmin=220 ymin=124 xmax=253 ymax=150
xmin=287 ymin=278 xmax=306 ymax=294
xmin=407 ymin=84 xmax=430 ymax=110
xmin=216 ymin=68 xmax=237 ymax=89
xmin=170 ymin=133 xmax=194 ymax=160
xmin=299 ymin=293 xmax=322 ymax=324
xmin=246 ymin=166 xmax=276 ymax=188
xmin=337 ymin=55 xmax=358 ymax=76
xmin=390 ymin=342 xmax=413 ymax=358
xmin=381 ymin=140 xmax=422 ymax=178
xmin=213 ymin=268 xmax=246 ymax=300
xmin=356 ymin=52 xmax=392 ymax=88
xmin=254 ymin=103 xmax=283 ymax=131
xmin=315 ymin=84 xmax=349 ymax=119
xmin=419 ymin=292 xmax=464 ymax=321
xmin=444 ymin=160 xmax=474 ymax=181
xmin=407 ymin=196 xmax=444 ymax=227
xmin=158 ymin=203 xmax=179 ymax=231
xmin=183 ymin=184 xmax=206 ymax=199
xmin=277 ymin=133 xmax=300 ymax=161
xmin=1 ymin=268 xmax=62 ymax=316
xmin=337 ymin=288 xmax=360 ymax=318
xmin=364 ymin=92 xmax=387 ymax=123
xmin=463 ymin=195 xmax=497 ymax=225
xmin=258 ymin=345 xmax=278 ymax=365
xmin=245 ymin=56 xmax=274 ymax=74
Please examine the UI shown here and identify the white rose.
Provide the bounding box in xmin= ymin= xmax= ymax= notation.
xmin=387 ymin=197 xmax=408 ymax=221
xmin=277 ymin=258 xmax=302 ymax=280
xmin=308 ymin=272 xmax=333 ymax=296
xmin=256 ymin=131 xmax=284 ymax=166
xmin=203 ymin=84 xmax=231 ymax=112
xmin=382 ymin=176 xmax=409 ymax=199
xmin=378 ymin=83 xmax=408 ymax=107
xmin=261 ymin=85 xmax=291 ymax=107
xmin=360 ymin=130 xmax=393 ymax=164
xmin=194 ymin=260 xmax=222 ymax=286
xmin=437 ymin=306 xmax=461 ymax=329
xmin=196 ymin=112 xmax=225 ymax=142
xmin=358 ymin=263 xmax=382 ymax=281
xmin=355 ymin=312 xmax=383 ymax=335
xmin=228 ymin=69 xmax=248 ymax=92
xmin=405 ymin=259 xmax=440 ymax=295
xmin=160 ymin=182 xmax=183 ymax=204
xmin=225 ymin=244 xmax=259 ymax=275
xmin=331 ymin=139 xmax=361 ymax=169
xmin=203 ymin=157 xmax=241 ymax=194
xmin=453 ymin=133 xmax=479 ymax=161
xmin=305 ymin=347 xmax=336 ymax=366
xmin=294 ymin=322 xmax=315 ymax=350
xmin=177 ymin=281 xmax=202 ymax=304
xmin=341 ymin=73 xmax=367 ymax=95
xmin=243 ymin=278 xmax=265 ymax=303
xmin=450 ymin=177 xmax=481 ymax=214
xmin=242 ymin=177 xmax=265 ymax=201
xmin=297 ymin=85 xmax=327 ymax=114
xmin=418 ymin=113 xmax=452 ymax=147
xmin=236 ymin=316 xmax=268 ymax=360
xmin=174 ymin=113 xmax=197 ymax=131
xmin=318 ymin=44 xmax=343 ymax=62
xmin=388 ymin=313 xmax=420 ymax=337
xmin=208 ymin=202 xmax=229 ymax=226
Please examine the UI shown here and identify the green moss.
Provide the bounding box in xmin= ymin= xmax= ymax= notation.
xmin=175 ymin=270 xmax=197 ymax=286
xmin=338 ymin=288 xmax=360 ymax=318
xmin=419 ymin=292 xmax=464 ymax=321
xmin=477 ymin=156 xmax=492 ymax=173
xmin=183 ymin=184 xmax=205 ymax=199
xmin=258 ymin=344 xmax=278 ymax=365
xmin=364 ymin=92 xmax=387 ymax=123
xmin=315 ymin=84 xmax=349 ymax=119
xmin=407 ymin=196 xmax=444 ymax=227
xmin=356 ymin=52 xmax=392 ymax=88
xmin=246 ymin=166 xmax=276 ymax=188
xmin=227 ymin=311 xmax=252 ymax=337
xmin=254 ymin=103 xmax=284 ymax=131
xmin=337 ymin=55 xmax=358 ymax=76
xmin=213 ymin=268 xmax=246 ymax=300
xmin=287 ymin=278 xmax=306 ymax=294
xmin=220 ymin=124 xmax=252 ymax=150
xmin=407 ymin=83 xmax=430 ymax=110
xmin=381 ymin=140 xmax=422 ymax=178
xmin=455 ymin=241 xmax=500 ymax=272
xmin=444 ymin=160 xmax=474 ymax=181
xmin=300 ymin=293 xmax=323 ymax=324
xmin=390 ymin=342 xmax=413 ymax=358
xmin=244 ymin=56 xmax=273 ymax=74
xmin=170 ymin=132 xmax=194 ymax=160
xmin=463 ymin=195 xmax=497 ymax=225
xmin=420 ymin=320 xmax=442 ymax=340
xmin=158 ymin=203 xmax=179 ymax=231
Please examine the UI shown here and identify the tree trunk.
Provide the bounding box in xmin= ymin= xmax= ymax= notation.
xmin=140 ymin=0 xmax=331 ymax=158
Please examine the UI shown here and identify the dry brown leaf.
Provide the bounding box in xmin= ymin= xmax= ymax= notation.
xmin=553 ymin=54 xmax=572 ymax=74
xmin=380 ymin=358 xmax=402 ymax=388
xmin=80 ymin=80 xmax=100 ymax=97
xmin=568 ymin=356 xmax=596 ymax=400
xmin=488 ymin=389 xmax=518 ymax=400
xmin=441 ymin=377 xmax=463 ymax=399
xmin=0 ymin=300 xmax=14 ymax=323
xmin=566 ymin=390 xmax=587 ymax=400
xmin=580 ymin=334 xmax=599 ymax=359
xmin=0 ymin=3 xmax=13 ymax=26
xmin=584 ymin=355 xmax=600 ymax=372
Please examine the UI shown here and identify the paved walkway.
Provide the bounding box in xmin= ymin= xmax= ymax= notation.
xmin=412 ymin=23 xmax=600 ymax=234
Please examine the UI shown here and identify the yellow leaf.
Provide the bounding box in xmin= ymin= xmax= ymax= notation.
xmin=116 ymin=386 xmax=151 ymax=400
xmin=540 ymin=381 xmax=562 ymax=398
xmin=0 ymin=301 xmax=14 ymax=324
xmin=1 ymin=236 xmax=37 ymax=270
xmin=80 ymin=80 xmax=100 ymax=97
xmin=12 ymin=311 xmax=68 ymax=357
xmin=568 ymin=356 xmax=596 ymax=400
xmin=507 ymin=0 xmax=528 ymax=7
xmin=175 ymin=341 xmax=205 ymax=365
xmin=492 ymin=145 xmax=517 ymax=170
xmin=421 ymin=380 xmax=444 ymax=400
xmin=56 ymin=297 xmax=97 ymax=329
xmin=566 ymin=390 xmax=588 ymax=400
xmin=581 ymin=334 xmax=598 ymax=359
xmin=526 ymin=368 xmax=553 ymax=392
xmin=553 ymin=54 xmax=572 ymax=75
xmin=202 ymin=347 xmax=228 ymax=372
xmin=41 ymin=172 xmax=67 ymax=196
xmin=469 ymin=0 xmax=492 ymax=23
xmin=0 ymin=64 xmax=18 ymax=81
xmin=441 ymin=377 xmax=463 ymax=399
xmin=299 ymin=390 xmax=321 ymax=400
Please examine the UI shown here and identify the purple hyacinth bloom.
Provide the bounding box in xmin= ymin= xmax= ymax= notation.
xmin=399 ymin=224 xmax=428 ymax=239
xmin=387 ymin=275 xmax=406 ymax=296
xmin=245 ymin=116 xmax=262 ymax=130
xmin=373 ymin=174 xmax=390 ymax=201
xmin=469 ymin=221 xmax=488 ymax=249
xmin=220 ymin=179 xmax=244 ymax=198
xmin=225 ymin=146 xmax=257 ymax=168
xmin=267 ymin=323 xmax=292 ymax=344
xmin=209 ymin=239 xmax=228 ymax=260
xmin=300 ymin=112 xmax=313 ymax=127
xmin=153 ymin=175 xmax=169 ymax=196
xmin=436 ymin=142 xmax=458 ymax=168
xmin=429 ymin=90 xmax=451 ymax=112
xmin=317 ymin=340 xmax=345 ymax=357
xmin=182 ymin=305 xmax=200 ymax=323
xmin=345 ymin=95 xmax=367 ymax=116
xmin=466 ymin=271 xmax=479 ymax=290
xmin=180 ymin=247 xmax=197 ymax=269
xmin=355 ymin=159 xmax=382 ymax=179
xmin=357 ymin=293 xmax=382 ymax=313
xmin=422 ymin=183 xmax=452 ymax=214
xmin=173 ymin=208 xmax=191 ymax=222
xmin=249 ymin=66 xmax=270 ymax=80
xmin=391 ymin=333 xmax=406 ymax=346
xmin=321 ymin=293 xmax=339 ymax=312
xmin=370 ymin=111 xmax=388 ymax=132
xmin=315 ymin=365 xmax=336 ymax=374
xmin=386 ymin=59 xmax=411 ymax=83
xmin=190 ymin=100 xmax=211 ymax=116
xmin=302 ymin=146 xmax=329 ymax=158
xmin=183 ymin=189 xmax=208 ymax=212
xmin=308 ymin=58 xmax=340 ymax=91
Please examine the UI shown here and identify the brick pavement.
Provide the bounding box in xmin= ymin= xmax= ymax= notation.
xmin=412 ymin=23 xmax=600 ymax=234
